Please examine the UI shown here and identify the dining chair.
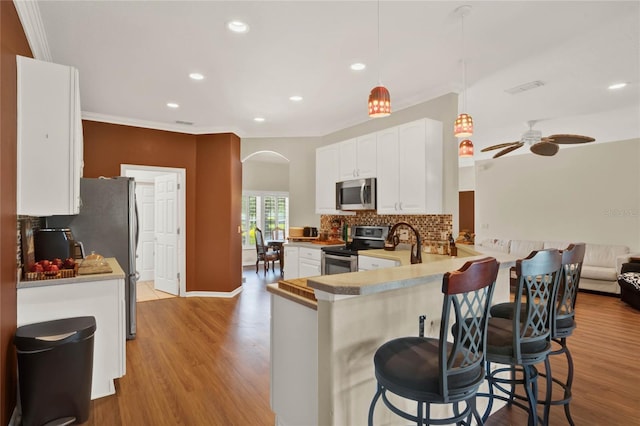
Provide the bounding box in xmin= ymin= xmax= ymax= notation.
xmin=255 ymin=227 xmax=279 ymax=275
xmin=480 ymin=249 xmax=563 ymax=426
xmin=489 ymin=243 xmax=585 ymax=425
xmin=368 ymin=257 xmax=498 ymax=425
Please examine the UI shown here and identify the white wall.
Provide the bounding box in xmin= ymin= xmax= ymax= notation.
xmin=458 ymin=166 xmax=475 ymax=191
xmin=475 ymin=138 xmax=640 ymax=251
xmin=243 ymin=160 xmax=289 ymax=192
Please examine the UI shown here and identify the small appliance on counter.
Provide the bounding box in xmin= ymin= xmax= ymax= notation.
xmin=303 ymin=227 xmax=318 ymax=237
xmin=34 ymin=228 xmax=77 ymax=261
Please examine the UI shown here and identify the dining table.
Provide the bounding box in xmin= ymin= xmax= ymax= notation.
xmin=266 ymin=239 xmax=285 ymax=273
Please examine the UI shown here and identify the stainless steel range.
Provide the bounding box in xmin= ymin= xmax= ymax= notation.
xmin=321 ymin=225 xmax=389 ymax=275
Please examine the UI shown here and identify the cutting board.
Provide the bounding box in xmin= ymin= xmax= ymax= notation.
xmin=278 ymin=278 xmax=316 ymax=302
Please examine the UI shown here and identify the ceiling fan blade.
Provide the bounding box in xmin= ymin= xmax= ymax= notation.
xmin=547 ymin=134 xmax=595 ymax=144
xmin=481 ymin=141 xmax=520 ymax=152
xmin=530 ymin=141 xmax=559 ymax=156
xmin=493 ymin=142 xmax=524 ymax=158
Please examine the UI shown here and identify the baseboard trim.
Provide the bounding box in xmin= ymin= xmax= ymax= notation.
xmin=186 ymin=286 xmax=243 ymax=298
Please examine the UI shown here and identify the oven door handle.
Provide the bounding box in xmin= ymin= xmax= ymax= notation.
xmin=323 ymin=253 xmax=356 ymax=261
xmin=360 ymin=182 xmax=366 ymax=206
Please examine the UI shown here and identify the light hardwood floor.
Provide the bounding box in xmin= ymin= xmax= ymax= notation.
xmin=86 ymin=268 xmax=640 ymax=425
xmin=136 ymin=280 xmax=176 ymax=302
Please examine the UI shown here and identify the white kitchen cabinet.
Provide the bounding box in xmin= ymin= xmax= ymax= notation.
xmin=17 ymin=55 xmax=83 ymax=216
xmin=283 ymin=246 xmax=299 ymax=280
xmin=315 ymin=144 xmax=342 ymax=214
xmin=358 ymin=255 xmax=399 ymax=272
xmin=298 ymin=247 xmax=322 ymax=278
xmin=338 ymin=133 xmax=377 ymax=180
xmin=376 ymin=118 xmax=443 ymax=215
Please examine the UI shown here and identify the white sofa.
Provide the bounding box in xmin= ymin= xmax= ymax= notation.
xmin=477 ymin=239 xmax=638 ymax=295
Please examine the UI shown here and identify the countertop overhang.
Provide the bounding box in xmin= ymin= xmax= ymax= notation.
xmin=307 ymin=249 xmax=517 ymax=297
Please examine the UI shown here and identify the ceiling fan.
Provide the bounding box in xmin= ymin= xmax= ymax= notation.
xmin=481 ymin=121 xmax=596 ymax=158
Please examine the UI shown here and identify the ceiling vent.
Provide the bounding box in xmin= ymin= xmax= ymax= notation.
xmin=175 ymin=120 xmax=194 ymax=125
xmin=505 ymin=80 xmax=545 ymax=95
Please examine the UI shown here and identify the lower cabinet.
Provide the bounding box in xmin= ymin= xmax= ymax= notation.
xmin=17 ymin=277 xmax=126 ymax=400
xmin=283 ymin=246 xmax=299 ymax=280
xmin=358 ymin=255 xmax=399 ymax=272
xmin=298 ymin=247 xmax=322 ymax=278
xmin=283 ymin=245 xmax=323 ymax=279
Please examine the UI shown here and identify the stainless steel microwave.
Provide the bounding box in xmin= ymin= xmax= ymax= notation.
xmin=336 ymin=178 xmax=376 ymax=210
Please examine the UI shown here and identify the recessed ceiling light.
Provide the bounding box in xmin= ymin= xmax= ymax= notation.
xmin=289 ymin=95 xmax=303 ymax=102
xmin=189 ymin=73 xmax=204 ymax=81
xmin=166 ymin=102 xmax=179 ymax=109
xmin=350 ymin=63 xmax=366 ymax=71
xmin=608 ymin=82 xmax=627 ymax=90
xmin=253 ymin=117 xmax=265 ymax=122
xmin=227 ymin=20 xmax=249 ymax=34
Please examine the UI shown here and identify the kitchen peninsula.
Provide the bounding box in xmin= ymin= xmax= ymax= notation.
xmin=268 ymin=249 xmax=515 ymax=426
xmin=17 ymin=258 xmax=126 ymax=400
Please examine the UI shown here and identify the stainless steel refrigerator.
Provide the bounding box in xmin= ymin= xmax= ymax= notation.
xmin=47 ymin=177 xmax=138 ymax=339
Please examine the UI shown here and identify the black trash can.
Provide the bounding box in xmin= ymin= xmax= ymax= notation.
xmin=14 ymin=316 xmax=96 ymax=426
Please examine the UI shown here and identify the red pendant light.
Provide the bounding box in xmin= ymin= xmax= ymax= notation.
xmin=368 ymin=0 xmax=391 ymax=118
xmin=368 ymin=86 xmax=391 ymax=117
xmin=459 ymin=139 xmax=474 ymax=157
xmin=454 ymin=113 xmax=474 ymax=138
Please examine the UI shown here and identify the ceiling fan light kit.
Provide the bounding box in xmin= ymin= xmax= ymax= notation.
xmin=481 ymin=121 xmax=596 ymax=159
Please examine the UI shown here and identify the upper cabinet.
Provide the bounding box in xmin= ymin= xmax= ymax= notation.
xmin=17 ymin=56 xmax=83 ymax=216
xmin=338 ymin=133 xmax=377 ymax=180
xmin=315 ymin=144 xmax=341 ymax=214
xmin=376 ymin=118 xmax=443 ymax=215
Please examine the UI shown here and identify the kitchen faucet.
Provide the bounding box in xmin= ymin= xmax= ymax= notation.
xmin=387 ymin=222 xmax=422 ymax=264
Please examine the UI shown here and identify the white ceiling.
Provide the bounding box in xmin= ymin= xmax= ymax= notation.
xmin=26 ymin=1 xmax=640 ymax=161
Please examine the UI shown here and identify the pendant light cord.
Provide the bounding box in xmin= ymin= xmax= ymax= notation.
xmin=461 ymin=10 xmax=466 ymax=112
xmin=377 ymin=0 xmax=381 ymax=85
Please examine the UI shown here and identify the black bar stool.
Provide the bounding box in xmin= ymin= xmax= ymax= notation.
xmin=368 ymin=257 xmax=499 ymax=425
xmin=489 ymin=243 xmax=585 ymax=425
xmin=479 ymin=249 xmax=563 ymax=426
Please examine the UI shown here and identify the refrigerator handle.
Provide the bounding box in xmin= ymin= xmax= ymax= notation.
xmin=134 ymin=193 xmax=140 ymax=249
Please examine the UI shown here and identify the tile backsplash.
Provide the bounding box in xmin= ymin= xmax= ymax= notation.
xmin=320 ymin=212 xmax=453 ymax=244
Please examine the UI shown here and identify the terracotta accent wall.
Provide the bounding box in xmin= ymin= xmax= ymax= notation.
xmin=195 ymin=134 xmax=242 ymax=292
xmin=82 ymin=121 xmax=242 ymax=292
xmin=0 ymin=2 xmax=32 ymax=423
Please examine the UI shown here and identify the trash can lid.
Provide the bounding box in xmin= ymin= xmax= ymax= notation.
xmin=14 ymin=316 xmax=97 ymax=351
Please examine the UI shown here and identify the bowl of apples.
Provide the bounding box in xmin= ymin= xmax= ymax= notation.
xmin=25 ymin=257 xmax=78 ymax=280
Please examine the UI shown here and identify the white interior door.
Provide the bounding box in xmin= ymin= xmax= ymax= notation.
xmin=154 ymin=174 xmax=179 ymax=295
xmin=135 ymin=182 xmax=155 ymax=282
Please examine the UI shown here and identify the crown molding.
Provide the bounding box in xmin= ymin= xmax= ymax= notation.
xmin=81 ymin=111 xmax=243 ymax=137
xmin=13 ymin=0 xmax=52 ymax=61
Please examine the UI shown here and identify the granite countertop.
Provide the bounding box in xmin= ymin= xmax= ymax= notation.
xmin=17 ymin=257 xmax=125 ymax=290
xmin=307 ymin=250 xmax=517 ymax=297
xmin=284 ymin=241 xmax=345 ymax=249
